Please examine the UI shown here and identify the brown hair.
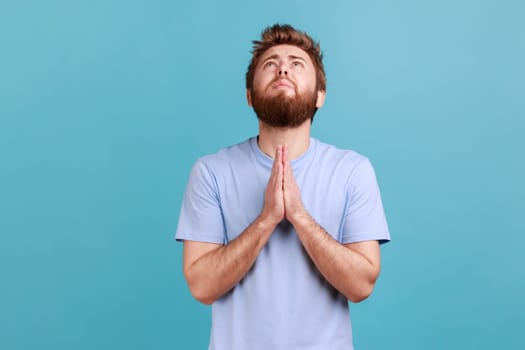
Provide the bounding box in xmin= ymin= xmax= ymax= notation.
xmin=246 ymin=24 xmax=326 ymax=93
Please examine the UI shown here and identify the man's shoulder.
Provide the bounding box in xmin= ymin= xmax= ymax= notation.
xmin=195 ymin=137 xmax=255 ymax=168
xmin=312 ymin=138 xmax=369 ymax=165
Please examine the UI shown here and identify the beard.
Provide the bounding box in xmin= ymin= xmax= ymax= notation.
xmin=251 ymin=85 xmax=318 ymax=128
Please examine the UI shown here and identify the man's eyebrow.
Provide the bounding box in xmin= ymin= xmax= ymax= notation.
xmin=261 ymin=54 xmax=308 ymax=63
xmin=262 ymin=54 xmax=279 ymax=63
xmin=288 ymin=55 xmax=307 ymax=62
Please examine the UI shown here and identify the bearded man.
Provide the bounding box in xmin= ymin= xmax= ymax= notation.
xmin=175 ymin=24 xmax=391 ymax=350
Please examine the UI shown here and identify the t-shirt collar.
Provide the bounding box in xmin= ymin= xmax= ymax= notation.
xmin=250 ymin=136 xmax=316 ymax=171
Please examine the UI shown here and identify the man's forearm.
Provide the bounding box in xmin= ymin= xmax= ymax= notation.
xmin=185 ymin=216 xmax=276 ymax=304
xmin=290 ymin=214 xmax=380 ymax=302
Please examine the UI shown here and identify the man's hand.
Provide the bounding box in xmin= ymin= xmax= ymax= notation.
xmin=282 ymin=145 xmax=309 ymax=224
xmin=260 ymin=144 xmax=308 ymax=226
xmin=260 ymin=146 xmax=285 ymax=226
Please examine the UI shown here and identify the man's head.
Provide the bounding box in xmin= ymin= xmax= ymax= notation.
xmin=246 ymin=24 xmax=326 ymax=127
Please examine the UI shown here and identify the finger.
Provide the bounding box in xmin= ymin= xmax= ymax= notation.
xmin=282 ymin=143 xmax=288 ymax=166
xmin=276 ymin=144 xmax=283 ymax=164
xmin=270 ymin=145 xmax=281 ymax=178
xmin=275 ymin=145 xmax=284 ymax=188
xmin=269 ymin=145 xmax=283 ymax=190
xmin=282 ymin=144 xmax=292 ymax=183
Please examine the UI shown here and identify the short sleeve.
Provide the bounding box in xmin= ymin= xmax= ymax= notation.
xmin=341 ymin=158 xmax=390 ymax=244
xmin=175 ymin=159 xmax=226 ymax=244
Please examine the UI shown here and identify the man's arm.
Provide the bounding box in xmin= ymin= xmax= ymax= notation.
xmin=282 ymin=145 xmax=381 ymax=302
xmin=183 ymin=217 xmax=275 ymax=304
xmin=289 ymin=216 xmax=380 ymax=302
xmin=183 ymin=147 xmax=285 ymax=305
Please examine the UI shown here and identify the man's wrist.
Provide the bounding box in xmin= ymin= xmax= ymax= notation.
xmin=255 ymin=213 xmax=280 ymax=232
xmin=288 ymin=209 xmax=314 ymax=229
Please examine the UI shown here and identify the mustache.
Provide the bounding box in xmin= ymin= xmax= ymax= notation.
xmin=267 ymin=78 xmax=297 ymax=92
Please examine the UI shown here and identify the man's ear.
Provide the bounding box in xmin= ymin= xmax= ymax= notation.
xmin=246 ymin=89 xmax=252 ymax=106
xmin=316 ymin=90 xmax=326 ymax=108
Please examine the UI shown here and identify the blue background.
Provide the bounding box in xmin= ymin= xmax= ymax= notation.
xmin=1 ymin=0 xmax=524 ymax=349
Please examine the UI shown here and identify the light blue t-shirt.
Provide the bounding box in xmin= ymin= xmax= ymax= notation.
xmin=176 ymin=137 xmax=390 ymax=350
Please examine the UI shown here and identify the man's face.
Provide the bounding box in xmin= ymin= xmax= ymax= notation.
xmin=248 ymin=44 xmax=325 ymax=127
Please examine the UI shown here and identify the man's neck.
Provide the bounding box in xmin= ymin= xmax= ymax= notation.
xmin=257 ymin=120 xmax=311 ymax=160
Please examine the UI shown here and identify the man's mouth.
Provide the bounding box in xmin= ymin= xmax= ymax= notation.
xmin=271 ymin=79 xmax=294 ymax=90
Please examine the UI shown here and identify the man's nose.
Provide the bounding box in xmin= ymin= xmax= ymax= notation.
xmin=278 ymin=63 xmax=288 ymax=76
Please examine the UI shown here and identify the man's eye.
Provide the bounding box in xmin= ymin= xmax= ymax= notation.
xmin=264 ymin=62 xmax=275 ymax=68
xmin=292 ymin=61 xmax=303 ymax=67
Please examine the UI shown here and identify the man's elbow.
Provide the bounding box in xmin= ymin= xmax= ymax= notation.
xmin=347 ymin=282 xmax=375 ymax=303
xmin=189 ymin=287 xmax=215 ymax=305
xmin=184 ymin=269 xmax=217 ymax=305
